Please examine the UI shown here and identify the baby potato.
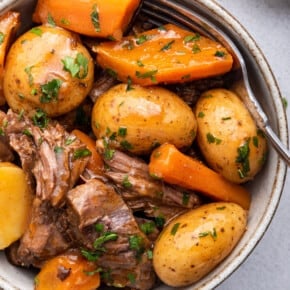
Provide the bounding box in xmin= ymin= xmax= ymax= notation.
xmin=3 ymin=25 xmax=94 ymax=117
xmin=91 ymin=83 xmax=197 ymax=155
xmin=195 ymin=88 xmax=267 ymax=183
xmin=0 ymin=162 xmax=33 ymax=249
xmin=153 ymin=202 xmax=247 ymax=287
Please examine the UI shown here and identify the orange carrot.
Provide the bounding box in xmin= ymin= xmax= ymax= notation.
xmin=72 ymin=129 xmax=104 ymax=176
xmin=149 ymin=143 xmax=251 ymax=210
xmin=95 ymin=24 xmax=233 ymax=86
xmin=35 ymin=252 xmax=100 ymax=290
xmin=33 ymin=0 xmax=141 ymax=40
xmin=0 ymin=11 xmax=20 ymax=105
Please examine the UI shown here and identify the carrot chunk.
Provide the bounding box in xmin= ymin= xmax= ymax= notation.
xmin=35 ymin=252 xmax=100 ymax=290
xmin=72 ymin=129 xmax=104 ymax=176
xmin=33 ymin=0 xmax=141 ymax=40
xmin=95 ymin=24 xmax=233 ymax=86
xmin=149 ymin=143 xmax=251 ymax=210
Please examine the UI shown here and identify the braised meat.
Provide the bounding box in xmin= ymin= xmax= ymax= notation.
xmin=96 ymin=140 xmax=201 ymax=211
xmin=66 ymin=179 xmax=156 ymax=290
xmin=7 ymin=198 xmax=73 ymax=268
xmin=5 ymin=109 xmax=89 ymax=206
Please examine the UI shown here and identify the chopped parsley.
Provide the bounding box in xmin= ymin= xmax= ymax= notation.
xmin=206 ymin=132 xmax=222 ymax=145
xmin=120 ymin=140 xmax=133 ymax=150
xmin=199 ymin=228 xmax=217 ymax=241
xmin=126 ymin=76 xmax=134 ymax=91
xmin=182 ymin=192 xmax=190 ymax=205
xmin=135 ymin=70 xmax=158 ymax=83
xmin=136 ymin=35 xmax=150 ymax=45
xmin=0 ymin=32 xmax=5 ymax=45
xmin=93 ymin=232 xmax=118 ymax=251
xmin=40 ymin=79 xmax=62 ymax=103
xmin=147 ymin=249 xmax=153 ymax=259
xmin=215 ymin=50 xmax=226 ymax=57
xmin=91 ymin=4 xmax=101 ymax=32
xmin=127 ymin=273 xmax=136 ymax=284
xmin=282 ymin=97 xmax=288 ymax=109
xmin=73 ymin=148 xmax=92 ymax=159
xmin=236 ymin=139 xmax=250 ymax=179
xmin=61 ymin=18 xmax=70 ymax=25
xmin=62 ymin=53 xmax=89 ymax=79
xmin=47 ymin=13 xmax=56 ymax=26
xmin=106 ymin=68 xmax=118 ymax=79
xmin=155 ymin=215 xmax=165 ymax=228
xmin=160 ymin=40 xmax=175 ymax=51
xmin=170 ymin=223 xmax=180 ymax=236
xmin=184 ymin=33 xmax=200 ymax=43
xmin=30 ymin=27 xmax=43 ymax=36
xmin=23 ymin=128 xmax=33 ymax=137
xmin=81 ymin=248 xmax=101 ymax=261
xmin=95 ymin=223 xmax=105 ymax=233
xmin=54 ymin=146 xmax=64 ymax=154
xmin=118 ymin=127 xmax=127 ymax=137
xmin=103 ymin=138 xmax=115 ymax=160
xmin=192 ymin=44 xmax=201 ymax=54
xmin=24 ymin=66 xmax=34 ymax=86
xmin=198 ymin=111 xmax=205 ymax=118
xmin=129 ymin=235 xmax=145 ymax=257
xmin=122 ymin=175 xmax=132 ymax=189
xmin=140 ymin=221 xmax=156 ymax=235
xmin=65 ymin=136 xmax=76 ymax=146
xmin=136 ymin=59 xmax=144 ymax=67
xmin=32 ymin=108 xmax=49 ymax=129
xmin=253 ymin=136 xmax=259 ymax=148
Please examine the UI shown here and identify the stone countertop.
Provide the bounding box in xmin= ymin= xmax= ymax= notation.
xmin=215 ymin=0 xmax=290 ymax=289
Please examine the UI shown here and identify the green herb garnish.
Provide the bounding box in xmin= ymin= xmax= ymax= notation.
xmin=170 ymin=223 xmax=180 ymax=236
xmin=32 ymin=108 xmax=49 ymax=129
xmin=91 ymin=4 xmax=101 ymax=32
xmin=0 ymin=32 xmax=5 ymax=45
xmin=160 ymin=40 xmax=175 ymax=51
xmin=30 ymin=27 xmax=43 ymax=36
xmin=62 ymin=53 xmax=89 ymax=79
xmin=40 ymin=79 xmax=62 ymax=103
xmin=215 ymin=50 xmax=225 ymax=57
xmin=73 ymin=148 xmax=92 ymax=159
xmin=140 ymin=221 xmax=156 ymax=235
xmin=236 ymin=138 xmax=250 ymax=179
xmin=122 ymin=175 xmax=132 ymax=189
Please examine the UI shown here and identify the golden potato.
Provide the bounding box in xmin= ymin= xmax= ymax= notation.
xmin=0 ymin=162 xmax=33 ymax=249
xmin=195 ymin=88 xmax=267 ymax=183
xmin=3 ymin=24 xmax=94 ymax=117
xmin=91 ymin=83 xmax=197 ymax=155
xmin=153 ymin=202 xmax=247 ymax=287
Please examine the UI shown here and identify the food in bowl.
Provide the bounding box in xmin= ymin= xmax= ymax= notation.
xmin=0 ymin=0 xmax=276 ymax=289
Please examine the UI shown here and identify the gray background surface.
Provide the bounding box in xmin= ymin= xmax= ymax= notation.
xmin=216 ymin=1 xmax=290 ymax=289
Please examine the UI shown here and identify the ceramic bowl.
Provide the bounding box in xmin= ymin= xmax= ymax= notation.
xmin=0 ymin=0 xmax=288 ymax=289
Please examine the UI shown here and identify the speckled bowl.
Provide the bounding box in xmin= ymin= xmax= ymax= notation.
xmin=0 ymin=0 xmax=288 ymax=289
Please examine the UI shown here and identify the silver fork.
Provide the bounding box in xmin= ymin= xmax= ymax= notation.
xmin=142 ymin=0 xmax=290 ymax=166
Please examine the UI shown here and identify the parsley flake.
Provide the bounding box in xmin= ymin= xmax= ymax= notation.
xmin=40 ymin=79 xmax=62 ymax=103
xmin=62 ymin=53 xmax=89 ymax=79
xmin=91 ymin=4 xmax=101 ymax=32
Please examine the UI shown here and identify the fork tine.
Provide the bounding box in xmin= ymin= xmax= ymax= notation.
xmin=142 ymin=0 xmax=215 ymax=39
xmin=142 ymin=0 xmax=290 ymax=164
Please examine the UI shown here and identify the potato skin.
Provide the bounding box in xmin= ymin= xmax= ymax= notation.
xmin=91 ymin=83 xmax=197 ymax=155
xmin=153 ymin=202 xmax=247 ymax=287
xmin=3 ymin=25 xmax=94 ymax=117
xmin=195 ymin=89 xmax=267 ymax=183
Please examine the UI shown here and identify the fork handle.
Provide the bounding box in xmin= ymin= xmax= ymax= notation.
xmin=264 ymin=125 xmax=290 ymax=166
